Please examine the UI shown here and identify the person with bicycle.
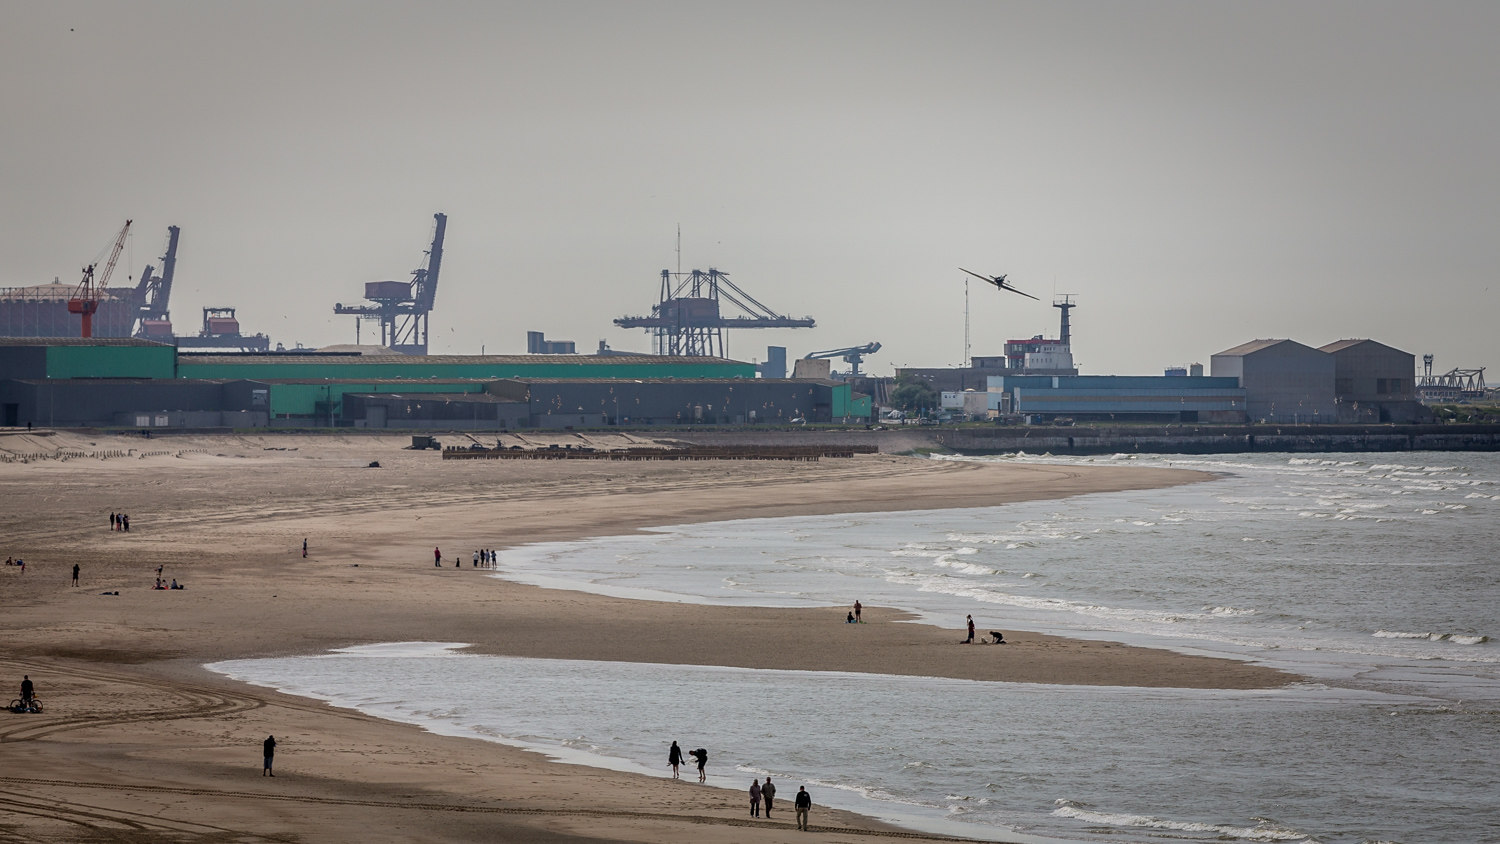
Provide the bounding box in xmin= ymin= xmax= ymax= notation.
xmin=20 ymin=675 xmax=33 ymax=704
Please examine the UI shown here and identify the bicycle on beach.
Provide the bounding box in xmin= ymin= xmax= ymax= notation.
xmin=8 ymin=697 xmax=43 ymax=713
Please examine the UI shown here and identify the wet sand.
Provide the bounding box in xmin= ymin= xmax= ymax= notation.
xmin=0 ymin=431 xmax=1291 ymax=843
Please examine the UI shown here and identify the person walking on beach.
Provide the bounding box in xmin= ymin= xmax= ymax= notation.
xmin=749 ymin=779 xmax=762 ymax=817
xmin=71 ymin=564 xmax=79 ymax=587
xmin=434 ymin=547 xmax=442 ymax=567
xmin=689 ymin=747 xmax=708 ymax=783
xmin=794 ymin=786 xmax=812 ymax=830
xmin=263 ymin=735 xmax=276 ymax=776
xmin=668 ymin=741 xmax=684 ymax=779
xmin=761 ymin=776 xmax=777 ymax=816
xmin=854 ymin=600 xmax=862 ymax=622
xmin=302 ymin=538 xmax=308 ymax=558
xmin=962 ymin=614 xmax=975 ymax=644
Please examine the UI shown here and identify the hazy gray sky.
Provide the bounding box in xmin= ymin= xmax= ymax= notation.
xmin=3 ymin=2 xmax=1496 ymax=375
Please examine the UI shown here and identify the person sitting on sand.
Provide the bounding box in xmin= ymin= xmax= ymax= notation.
xmin=171 ymin=579 xmax=180 ymax=589
xmin=847 ymin=611 xmax=856 ymax=623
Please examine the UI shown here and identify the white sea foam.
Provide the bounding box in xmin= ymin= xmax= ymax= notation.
xmin=1374 ymin=630 xmax=1489 ymax=645
xmin=1051 ymin=801 xmax=1309 ymax=841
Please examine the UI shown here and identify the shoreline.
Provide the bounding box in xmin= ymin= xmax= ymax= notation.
xmin=0 ymin=433 xmax=1291 ymax=843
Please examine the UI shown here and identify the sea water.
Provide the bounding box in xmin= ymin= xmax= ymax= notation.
xmin=211 ymin=453 xmax=1500 ymax=844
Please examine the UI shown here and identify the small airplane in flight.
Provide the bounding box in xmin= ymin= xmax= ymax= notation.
xmin=959 ymin=267 xmax=1039 ymax=300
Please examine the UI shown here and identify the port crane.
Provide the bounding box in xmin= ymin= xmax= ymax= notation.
xmin=334 ymin=213 xmax=446 ymax=354
xmin=614 ymin=268 xmax=816 ymax=357
xmin=69 ymin=220 xmax=132 ymax=338
xmin=802 ymin=342 xmax=881 ymax=377
xmin=133 ymin=225 xmax=180 ymax=338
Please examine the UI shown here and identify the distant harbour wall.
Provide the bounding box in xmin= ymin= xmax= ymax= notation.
xmin=930 ymin=424 xmax=1500 ymax=455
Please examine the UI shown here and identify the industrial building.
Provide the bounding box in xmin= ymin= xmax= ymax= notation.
xmin=899 ymin=295 xmax=1080 ymax=392
xmin=175 ymin=352 xmax=754 ymax=382
xmin=0 ymin=338 xmax=867 ymax=429
xmin=987 ymin=375 xmax=1248 ymax=423
xmin=0 ymin=378 xmax=269 ymax=428
xmin=1211 ymin=340 xmax=1337 ymax=424
xmin=336 ymin=378 xmax=865 ymax=428
xmin=1319 ymin=339 xmax=1430 ymax=423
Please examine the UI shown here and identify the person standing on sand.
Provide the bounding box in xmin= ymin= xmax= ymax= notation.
xmin=71 ymin=564 xmax=79 ymax=587
xmin=668 ymin=741 xmax=684 ymax=779
xmin=110 ymin=512 xmax=116 ymax=530
xmin=689 ymin=747 xmax=708 ymax=782
xmin=795 ymin=786 xmax=812 ymax=830
xmin=761 ymin=776 xmax=776 ymax=816
xmin=263 ymin=735 xmax=276 ymax=776
xmin=962 ymin=614 xmax=975 ymax=644
xmin=749 ymin=779 xmax=762 ymax=817
xmin=20 ymin=675 xmax=34 ymax=703
xmin=302 ymin=538 xmax=308 ymax=558
xmin=434 ymin=547 xmax=442 ymax=567
xmin=122 ymin=514 xmax=130 ymax=532
xmin=854 ymin=600 xmax=862 ymax=622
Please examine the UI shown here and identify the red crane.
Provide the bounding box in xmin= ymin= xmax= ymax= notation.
xmin=69 ymin=220 xmax=132 ymax=338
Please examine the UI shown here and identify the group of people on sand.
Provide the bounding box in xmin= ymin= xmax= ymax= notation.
xmin=4 ymin=556 xmax=25 ymax=573
xmin=669 ymin=741 xmax=816 ymax=830
xmin=846 ymin=599 xmax=864 ymax=623
xmin=109 ymin=512 xmax=131 ymax=532
xmin=153 ymin=564 xmax=183 ymax=590
xmin=431 ymin=547 xmax=497 ymax=568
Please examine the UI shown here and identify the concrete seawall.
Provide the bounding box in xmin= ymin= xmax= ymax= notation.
xmin=929 ymin=424 xmax=1500 ymax=455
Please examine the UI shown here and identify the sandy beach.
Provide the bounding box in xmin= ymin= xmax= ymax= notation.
xmin=1 ymin=431 xmax=1292 ymax=843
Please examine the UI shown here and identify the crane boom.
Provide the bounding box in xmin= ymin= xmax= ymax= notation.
xmin=69 ymin=219 xmax=132 ymax=338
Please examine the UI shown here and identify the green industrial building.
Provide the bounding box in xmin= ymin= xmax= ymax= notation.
xmin=175 ymin=353 xmax=754 ymax=382
xmin=0 ymin=340 xmax=872 ymax=427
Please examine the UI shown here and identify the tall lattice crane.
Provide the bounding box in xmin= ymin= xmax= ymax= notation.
xmin=69 ymin=220 xmax=132 ymax=338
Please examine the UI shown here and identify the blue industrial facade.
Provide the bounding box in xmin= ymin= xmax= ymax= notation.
xmin=986 ymin=375 xmax=1248 ymax=422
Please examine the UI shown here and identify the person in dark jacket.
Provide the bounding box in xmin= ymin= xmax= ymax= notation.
xmin=689 ymin=747 xmax=707 ymax=782
xmin=761 ymin=776 xmax=777 ymax=816
xmin=795 ymin=786 xmax=812 ymax=830
xmin=668 ymin=740 xmax=684 ymax=779
xmin=263 ymin=735 xmax=276 ymax=776
xmin=20 ymin=675 xmax=34 ymax=703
